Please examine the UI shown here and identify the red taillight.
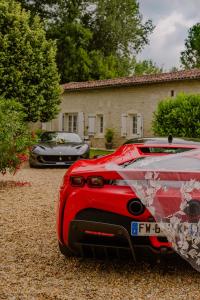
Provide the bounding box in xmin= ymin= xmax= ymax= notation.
xmin=70 ymin=176 xmax=85 ymax=187
xmin=87 ymin=176 xmax=104 ymax=187
xmin=84 ymin=230 xmax=115 ymax=237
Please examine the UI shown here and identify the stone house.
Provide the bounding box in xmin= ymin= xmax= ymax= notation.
xmin=42 ymin=69 xmax=200 ymax=148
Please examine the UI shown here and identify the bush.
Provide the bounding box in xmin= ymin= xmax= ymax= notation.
xmin=0 ymin=99 xmax=32 ymax=174
xmin=152 ymin=93 xmax=200 ymax=138
xmin=105 ymin=128 xmax=115 ymax=143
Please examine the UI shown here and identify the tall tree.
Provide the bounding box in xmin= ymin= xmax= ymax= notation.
xmin=181 ymin=23 xmax=200 ymax=69
xmin=18 ymin=0 xmax=154 ymax=83
xmin=17 ymin=0 xmax=59 ymax=19
xmin=0 ymin=0 xmax=61 ymax=122
xmin=84 ymin=0 xmax=153 ymax=57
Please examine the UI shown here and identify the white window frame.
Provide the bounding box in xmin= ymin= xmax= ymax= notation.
xmin=121 ymin=112 xmax=143 ymax=139
xmin=64 ymin=113 xmax=78 ymax=133
xmin=88 ymin=114 xmax=96 ymax=136
xmin=126 ymin=113 xmax=143 ymax=138
xmin=130 ymin=114 xmax=138 ymax=135
xmin=96 ymin=114 xmax=104 ymax=136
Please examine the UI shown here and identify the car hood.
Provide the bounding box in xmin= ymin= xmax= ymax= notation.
xmin=32 ymin=142 xmax=89 ymax=155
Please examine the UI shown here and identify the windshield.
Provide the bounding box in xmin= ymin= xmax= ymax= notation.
xmin=40 ymin=132 xmax=82 ymax=143
xmin=139 ymin=147 xmax=194 ymax=154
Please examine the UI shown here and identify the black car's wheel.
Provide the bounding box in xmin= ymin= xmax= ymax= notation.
xmin=29 ymin=161 xmax=39 ymax=168
xmin=29 ymin=161 xmax=35 ymax=168
xmin=58 ymin=242 xmax=74 ymax=257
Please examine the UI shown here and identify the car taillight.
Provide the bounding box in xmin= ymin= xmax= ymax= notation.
xmin=84 ymin=230 xmax=115 ymax=237
xmin=70 ymin=176 xmax=85 ymax=187
xmin=87 ymin=176 xmax=104 ymax=188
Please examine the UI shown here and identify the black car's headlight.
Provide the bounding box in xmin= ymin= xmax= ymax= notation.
xmin=81 ymin=151 xmax=90 ymax=158
xmin=78 ymin=145 xmax=90 ymax=157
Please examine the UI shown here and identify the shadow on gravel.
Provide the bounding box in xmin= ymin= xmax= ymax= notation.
xmin=64 ymin=254 xmax=198 ymax=277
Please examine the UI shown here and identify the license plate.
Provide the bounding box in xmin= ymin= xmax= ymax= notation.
xmin=131 ymin=222 xmax=164 ymax=236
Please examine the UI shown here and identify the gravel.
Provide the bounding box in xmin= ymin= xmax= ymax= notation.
xmin=0 ymin=165 xmax=200 ymax=300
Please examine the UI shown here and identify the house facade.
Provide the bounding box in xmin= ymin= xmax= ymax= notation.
xmin=43 ymin=69 xmax=200 ymax=148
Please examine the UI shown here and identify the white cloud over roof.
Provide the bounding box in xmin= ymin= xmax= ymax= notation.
xmin=138 ymin=0 xmax=200 ymax=70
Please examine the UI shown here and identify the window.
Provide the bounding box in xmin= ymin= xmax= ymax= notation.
xmin=171 ymin=90 xmax=175 ymax=97
xmin=65 ymin=113 xmax=78 ymax=133
xmin=132 ymin=115 xmax=137 ymax=135
xmin=121 ymin=113 xmax=143 ymax=138
xmin=88 ymin=115 xmax=96 ymax=135
xmin=41 ymin=121 xmax=52 ymax=131
xmin=97 ymin=114 xmax=104 ymax=134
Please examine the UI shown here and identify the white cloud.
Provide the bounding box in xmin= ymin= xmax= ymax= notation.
xmin=138 ymin=1 xmax=199 ymax=70
xmin=153 ymin=12 xmax=194 ymax=40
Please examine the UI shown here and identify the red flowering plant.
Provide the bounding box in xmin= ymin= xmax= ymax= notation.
xmin=0 ymin=99 xmax=33 ymax=175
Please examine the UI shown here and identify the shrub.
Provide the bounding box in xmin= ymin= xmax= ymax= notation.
xmin=152 ymin=93 xmax=200 ymax=138
xmin=0 ymin=99 xmax=32 ymax=174
xmin=105 ymin=128 xmax=115 ymax=143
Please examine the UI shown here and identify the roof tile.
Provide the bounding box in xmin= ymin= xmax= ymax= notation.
xmin=62 ymin=69 xmax=200 ymax=91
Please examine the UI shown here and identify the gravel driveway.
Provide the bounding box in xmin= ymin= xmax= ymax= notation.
xmin=0 ymin=166 xmax=200 ymax=300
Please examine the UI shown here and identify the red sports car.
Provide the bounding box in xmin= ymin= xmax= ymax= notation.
xmin=57 ymin=137 xmax=200 ymax=269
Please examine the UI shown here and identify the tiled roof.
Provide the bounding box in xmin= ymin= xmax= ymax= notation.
xmin=62 ymin=69 xmax=200 ymax=91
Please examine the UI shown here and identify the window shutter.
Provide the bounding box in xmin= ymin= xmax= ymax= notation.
xmin=137 ymin=114 xmax=143 ymax=137
xmin=121 ymin=114 xmax=127 ymax=137
xmin=78 ymin=112 xmax=84 ymax=138
xmin=41 ymin=123 xmax=47 ymax=130
xmin=88 ymin=115 xmax=96 ymax=135
xmin=58 ymin=113 xmax=64 ymax=131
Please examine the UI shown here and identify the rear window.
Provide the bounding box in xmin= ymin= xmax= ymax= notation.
xmin=139 ymin=147 xmax=194 ymax=154
xmin=124 ymin=153 xmax=200 ymax=171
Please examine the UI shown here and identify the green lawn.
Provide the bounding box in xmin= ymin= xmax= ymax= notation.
xmin=90 ymin=148 xmax=114 ymax=158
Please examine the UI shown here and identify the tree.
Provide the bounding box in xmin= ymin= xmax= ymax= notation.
xmin=133 ymin=59 xmax=162 ymax=75
xmin=0 ymin=0 xmax=61 ymax=122
xmin=84 ymin=0 xmax=153 ymax=57
xmin=18 ymin=0 xmax=154 ymax=83
xmin=169 ymin=66 xmax=180 ymax=72
xmin=152 ymin=93 xmax=200 ymax=138
xmin=0 ymin=99 xmax=32 ymax=174
xmin=17 ymin=0 xmax=59 ymax=20
xmin=180 ymin=23 xmax=200 ymax=69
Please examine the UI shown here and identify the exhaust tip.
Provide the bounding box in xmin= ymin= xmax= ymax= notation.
xmin=127 ymin=198 xmax=145 ymax=216
xmin=184 ymin=200 xmax=200 ymax=217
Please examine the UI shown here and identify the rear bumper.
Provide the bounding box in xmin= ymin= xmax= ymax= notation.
xmin=66 ymin=220 xmax=173 ymax=260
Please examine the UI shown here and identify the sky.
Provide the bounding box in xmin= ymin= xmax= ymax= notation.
xmin=137 ymin=0 xmax=200 ymax=70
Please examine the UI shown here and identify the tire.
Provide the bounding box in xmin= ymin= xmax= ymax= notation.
xmin=29 ymin=161 xmax=35 ymax=168
xmin=29 ymin=160 xmax=37 ymax=168
xmin=29 ymin=161 xmax=41 ymax=168
xmin=58 ymin=242 xmax=74 ymax=257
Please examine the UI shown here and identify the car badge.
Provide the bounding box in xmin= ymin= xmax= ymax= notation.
xmin=59 ymin=152 xmax=62 ymax=161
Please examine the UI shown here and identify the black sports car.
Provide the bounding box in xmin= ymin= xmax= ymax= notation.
xmin=29 ymin=131 xmax=90 ymax=167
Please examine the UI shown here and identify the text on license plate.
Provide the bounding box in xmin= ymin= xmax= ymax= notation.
xmin=131 ymin=222 xmax=164 ymax=236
